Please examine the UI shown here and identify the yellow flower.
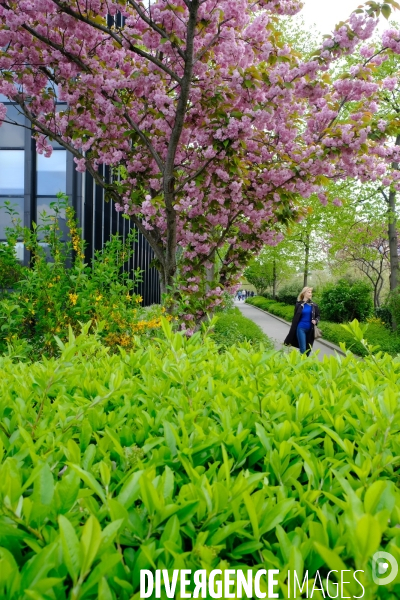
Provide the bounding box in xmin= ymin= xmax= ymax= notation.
xmin=69 ymin=293 xmax=78 ymax=305
xmin=96 ymin=294 xmax=103 ymax=302
xmin=136 ymin=295 xmax=143 ymax=304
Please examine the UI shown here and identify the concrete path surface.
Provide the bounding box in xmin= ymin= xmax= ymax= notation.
xmin=236 ymin=300 xmax=344 ymax=361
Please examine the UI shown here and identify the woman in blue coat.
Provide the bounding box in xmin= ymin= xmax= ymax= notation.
xmin=284 ymin=287 xmax=320 ymax=355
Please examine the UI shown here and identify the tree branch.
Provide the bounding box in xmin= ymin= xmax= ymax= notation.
xmin=50 ymin=0 xmax=182 ymax=84
xmin=127 ymin=0 xmax=186 ymax=61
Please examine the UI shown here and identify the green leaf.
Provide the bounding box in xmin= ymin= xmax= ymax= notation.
xmin=31 ymin=462 xmax=54 ymax=506
xmin=208 ymin=520 xmax=249 ymax=545
xmin=80 ymin=515 xmax=102 ymax=580
xmin=59 ymin=515 xmax=82 ymax=585
xmin=381 ymin=3 xmax=392 ymax=18
xmin=139 ymin=474 xmax=161 ymax=515
xmin=117 ymin=470 xmax=143 ymax=508
xmin=365 ymin=480 xmax=396 ymax=515
xmin=68 ymin=464 xmax=106 ymax=503
xmin=243 ymin=492 xmax=260 ymax=540
xmin=98 ymin=576 xmax=114 ymax=600
xmin=259 ymin=499 xmax=296 ymax=535
xmin=160 ymin=515 xmax=180 ymax=546
xmin=355 ymin=514 xmax=381 ymax=562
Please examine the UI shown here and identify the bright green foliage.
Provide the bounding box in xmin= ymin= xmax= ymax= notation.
xmin=0 ymin=201 xmax=24 ymax=294
xmin=0 ymin=196 xmax=168 ymax=358
xmin=319 ymin=321 xmax=400 ymax=357
xmin=211 ymin=308 xmax=273 ymax=349
xmin=243 ymin=261 xmax=274 ymax=296
xmin=0 ymin=320 xmax=400 ymax=598
xmin=319 ymin=279 xmax=374 ymax=323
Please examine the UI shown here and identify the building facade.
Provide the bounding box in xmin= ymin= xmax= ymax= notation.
xmin=0 ymin=98 xmax=160 ymax=305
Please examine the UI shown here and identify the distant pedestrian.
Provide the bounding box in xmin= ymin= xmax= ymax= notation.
xmin=284 ymin=287 xmax=320 ymax=356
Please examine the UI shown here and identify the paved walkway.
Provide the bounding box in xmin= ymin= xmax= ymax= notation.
xmin=236 ymin=301 xmax=344 ymax=361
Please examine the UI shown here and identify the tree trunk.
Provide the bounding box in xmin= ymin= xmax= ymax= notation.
xmin=388 ymin=188 xmax=399 ymax=292
xmin=272 ymin=257 xmax=277 ymax=299
xmin=387 ymin=134 xmax=400 ymax=330
xmin=303 ymin=232 xmax=310 ymax=287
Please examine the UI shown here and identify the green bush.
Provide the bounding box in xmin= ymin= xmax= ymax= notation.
xmin=319 ymin=279 xmax=373 ymax=323
xmin=275 ymin=281 xmax=301 ymax=305
xmin=0 ymin=200 xmax=24 ymax=294
xmin=246 ymin=296 xmax=294 ymax=321
xmin=0 ymin=195 xmax=171 ymax=358
xmin=386 ymin=287 xmax=400 ymax=331
xmin=320 ymin=320 xmax=400 ymax=357
xmin=374 ymin=306 xmax=392 ymax=329
xmin=211 ymin=307 xmax=273 ymax=349
xmin=0 ymin=321 xmax=400 ymax=599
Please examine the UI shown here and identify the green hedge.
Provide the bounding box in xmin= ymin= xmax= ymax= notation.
xmin=246 ymin=296 xmax=294 ymax=321
xmin=246 ymin=296 xmax=400 ymax=356
xmin=0 ymin=322 xmax=400 ymax=598
xmin=319 ymin=279 xmax=373 ymax=323
xmin=211 ymin=307 xmax=273 ymax=349
xmin=320 ymin=321 xmax=400 ymax=357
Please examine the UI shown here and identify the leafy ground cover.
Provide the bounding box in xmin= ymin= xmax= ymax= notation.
xmin=246 ymin=297 xmax=400 ymax=357
xmin=0 ymin=320 xmax=400 ymax=599
xmin=210 ymin=308 xmax=273 ymax=350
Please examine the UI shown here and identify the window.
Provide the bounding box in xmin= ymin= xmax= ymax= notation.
xmin=0 ymin=150 xmax=24 ymax=195
xmin=0 ymin=103 xmax=26 ymax=241
xmin=36 ymin=149 xmax=67 ymax=243
xmin=0 ymin=104 xmax=25 ymax=148
xmin=37 ymin=150 xmax=66 ymax=196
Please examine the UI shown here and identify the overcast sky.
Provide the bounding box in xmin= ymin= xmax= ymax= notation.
xmin=299 ymin=0 xmax=399 ymax=36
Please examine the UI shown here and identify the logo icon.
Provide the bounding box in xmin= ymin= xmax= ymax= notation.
xmin=372 ymin=551 xmax=398 ymax=586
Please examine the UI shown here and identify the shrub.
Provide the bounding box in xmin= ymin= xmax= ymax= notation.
xmin=211 ymin=307 xmax=273 ymax=349
xmin=275 ymin=281 xmax=301 ymax=305
xmin=246 ymin=296 xmax=294 ymax=321
xmin=385 ymin=287 xmax=400 ymax=331
xmin=0 ymin=321 xmax=400 ymax=599
xmin=0 ymin=200 xmax=24 ymax=294
xmin=319 ymin=279 xmax=373 ymax=323
xmin=374 ymin=306 xmax=392 ymax=329
xmin=0 ymin=195 xmax=171 ymax=358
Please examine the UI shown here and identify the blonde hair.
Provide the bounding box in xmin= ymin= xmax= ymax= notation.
xmin=297 ymin=287 xmax=313 ymax=302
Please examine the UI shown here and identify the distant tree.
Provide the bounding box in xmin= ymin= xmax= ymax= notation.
xmin=245 ymin=244 xmax=292 ymax=297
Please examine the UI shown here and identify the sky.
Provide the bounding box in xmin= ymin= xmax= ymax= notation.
xmin=299 ymin=0 xmax=399 ymax=37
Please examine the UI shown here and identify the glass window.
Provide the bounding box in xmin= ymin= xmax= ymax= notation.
xmin=37 ymin=150 xmax=66 ymax=195
xmin=0 ymin=105 xmax=25 ymax=148
xmin=0 ymin=197 xmax=24 ymax=240
xmin=0 ymin=150 xmax=24 ymax=195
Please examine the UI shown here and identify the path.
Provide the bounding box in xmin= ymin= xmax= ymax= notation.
xmin=236 ymin=301 xmax=345 ymax=360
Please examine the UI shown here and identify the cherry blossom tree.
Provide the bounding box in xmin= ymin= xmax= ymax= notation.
xmin=1 ymin=0 xmax=400 ymax=328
